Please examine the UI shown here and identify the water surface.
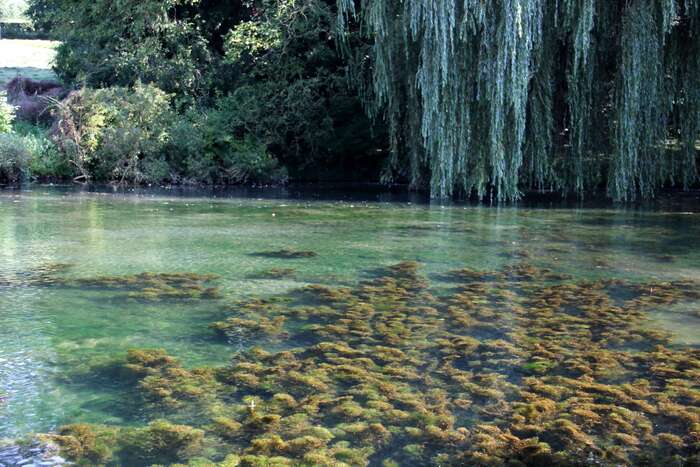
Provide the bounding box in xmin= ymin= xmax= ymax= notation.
xmin=1 ymin=187 xmax=699 ymax=465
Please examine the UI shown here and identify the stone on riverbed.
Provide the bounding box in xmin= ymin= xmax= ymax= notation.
xmin=0 ymin=441 xmax=66 ymax=466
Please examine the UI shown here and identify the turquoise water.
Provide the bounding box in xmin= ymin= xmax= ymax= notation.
xmin=0 ymin=187 xmax=699 ymax=464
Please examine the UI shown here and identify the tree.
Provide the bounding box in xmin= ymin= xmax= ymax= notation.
xmin=338 ymin=0 xmax=700 ymax=200
xmin=29 ymin=0 xmax=381 ymax=178
xmin=0 ymin=0 xmax=27 ymax=20
xmin=26 ymin=0 xmax=253 ymax=98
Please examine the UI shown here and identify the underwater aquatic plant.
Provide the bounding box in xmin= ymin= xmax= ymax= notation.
xmin=249 ymin=268 xmax=297 ymax=279
xmin=124 ymin=349 xmax=222 ymax=407
xmin=120 ymin=420 xmax=204 ymax=465
xmin=211 ymin=316 xmax=287 ymax=341
xmin=251 ymin=249 xmax=318 ymax=259
xmin=40 ymin=424 xmax=119 ymax=465
xmin=26 ymin=270 xmax=223 ymax=301
xmin=35 ymin=261 xmax=700 ymax=466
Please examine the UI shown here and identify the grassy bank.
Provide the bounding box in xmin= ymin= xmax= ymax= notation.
xmin=0 ymin=39 xmax=57 ymax=85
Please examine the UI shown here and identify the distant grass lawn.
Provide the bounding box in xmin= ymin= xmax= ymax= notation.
xmin=0 ymin=39 xmax=59 ymax=87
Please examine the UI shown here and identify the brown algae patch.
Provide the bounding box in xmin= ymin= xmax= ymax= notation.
xmin=251 ymin=249 xmax=318 ymax=259
xmin=73 ymin=272 xmax=222 ymax=301
xmin=40 ymin=262 xmax=700 ymax=466
xmin=16 ymin=270 xmax=224 ymax=301
xmin=248 ymin=268 xmax=298 ymax=280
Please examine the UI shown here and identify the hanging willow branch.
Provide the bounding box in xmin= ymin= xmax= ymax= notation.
xmin=337 ymin=0 xmax=700 ymax=200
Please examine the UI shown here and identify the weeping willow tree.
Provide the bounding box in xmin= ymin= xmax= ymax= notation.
xmin=337 ymin=0 xmax=700 ymax=200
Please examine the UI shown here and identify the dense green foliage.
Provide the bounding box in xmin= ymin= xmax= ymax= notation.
xmin=0 ymin=92 xmax=14 ymax=133
xmin=53 ymin=84 xmax=176 ymax=183
xmin=51 ymin=83 xmax=286 ymax=184
xmin=30 ymin=0 xmax=220 ymax=97
xmin=1 ymin=94 xmax=51 ymax=182
xmin=0 ymin=98 xmax=68 ymax=183
xmin=0 ymin=124 xmax=65 ymax=183
xmin=0 ymin=0 xmax=26 ymax=20
xmin=22 ymin=0 xmax=380 ymax=185
xmin=218 ymin=1 xmax=381 ymax=178
xmin=0 ymin=132 xmax=29 ymax=182
xmin=337 ymin=0 xmax=700 ymax=200
xmin=17 ymin=0 xmax=700 ymax=199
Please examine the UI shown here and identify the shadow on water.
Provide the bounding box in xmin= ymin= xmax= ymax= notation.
xmin=3 ymin=183 xmax=700 ymax=210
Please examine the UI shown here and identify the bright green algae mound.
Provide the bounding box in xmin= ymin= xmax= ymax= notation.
xmin=27 ymin=261 xmax=700 ymax=466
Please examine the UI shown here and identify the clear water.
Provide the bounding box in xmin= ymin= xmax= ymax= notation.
xmin=0 ymin=187 xmax=699 ymax=453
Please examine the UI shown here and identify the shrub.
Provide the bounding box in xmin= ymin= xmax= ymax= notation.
xmin=0 ymin=93 xmax=15 ymax=133
xmin=52 ymin=83 xmax=287 ymax=185
xmin=218 ymin=0 xmax=381 ymax=178
xmin=29 ymin=0 xmax=237 ymax=99
xmin=53 ymin=83 xmax=175 ymax=183
xmin=14 ymin=122 xmax=71 ymax=180
xmin=166 ymin=109 xmax=287 ymax=185
xmin=185 ymin=131 xmax=287 ymax=186
xmin=0 ymin=123 xmax=67 ymax=183
xmin=0 ymin=133 xmax=30 ymax=183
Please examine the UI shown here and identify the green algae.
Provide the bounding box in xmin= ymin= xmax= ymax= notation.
xmin=30 ymin=261 xmax=700 ymax=466
xmin=3 ymin=189 xmax=700 ymax=467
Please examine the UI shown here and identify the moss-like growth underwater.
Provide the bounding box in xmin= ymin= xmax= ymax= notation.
xmin=26 ymin=262 xmax=700 ymax=466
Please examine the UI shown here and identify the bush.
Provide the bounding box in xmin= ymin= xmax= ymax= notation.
xmin=184 ymin=131 xmax=287 ymax=186
xmin=52 ymin=83 xmax=287 ymax=185
xmin=218 ymin=0 xmax=381 ymax=178
xmin=0 ymin=133 xmax=30 ymax=183
xmin=14 ymin=122 xmax=71 ymax=179
xmin=166 ymin=109 xmax=287 ymax=185
xmin=0 ymin=93 xmax=15 ymax=133
xmin=53 ymin=83 xmax=175 ymax=183
xmin=0 ymin=123 xmax=67 ymax=183
xmin=30 ymin=0 xmax=236 ymax=99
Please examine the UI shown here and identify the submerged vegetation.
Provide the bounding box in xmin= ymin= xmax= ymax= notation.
xmin=13 ymin=259 xmax=700 ymax=466
xmin=0 ymin=0 xmax=696 ymax=199
xmin=0 ymin=266 xmax=222 ymax=300
xmin=251 ymin=250 xmax=319 ymax=259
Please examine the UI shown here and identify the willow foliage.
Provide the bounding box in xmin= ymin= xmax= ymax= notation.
xmin=338 ymin=0 xmax=700 ymax=200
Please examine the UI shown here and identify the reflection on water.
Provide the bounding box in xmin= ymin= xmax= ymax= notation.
xmin=0 ymin=186 xmax=699 ymax=465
